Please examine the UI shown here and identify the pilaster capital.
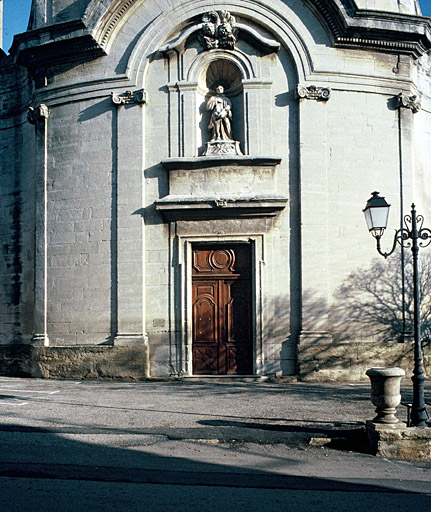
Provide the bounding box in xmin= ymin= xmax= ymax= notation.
xmin=296 ymin=85 xmax=331 ymax=101
xmin=111 ymin=89 xmax=147 ymax=105
xmin=396 ymin=92 xmax=421 ymax=114
xmin=27 ymin=104 xmax=50 ymax=124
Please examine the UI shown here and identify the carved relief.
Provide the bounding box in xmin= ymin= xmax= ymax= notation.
xmin=396 ymin=92 xmax=421 ymax=113
xmin=27 ymin=104 xmax=50 ymax=124
xmin=297 ymin=85 xmax=331 ymax=101
xmin=111 ymin=89 xmax=147 ymax=105
xmin=198 ymin=11 xmax=238 ymax=50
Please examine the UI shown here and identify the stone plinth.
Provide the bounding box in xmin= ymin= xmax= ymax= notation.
xmin=203 ymin=140 xmax=243 ymax=156
xmin=366 ymin=421 xmax=431 ymax=460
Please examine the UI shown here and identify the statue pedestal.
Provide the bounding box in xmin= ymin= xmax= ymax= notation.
xmin=204 ymin=140 xmax=243 ymax=156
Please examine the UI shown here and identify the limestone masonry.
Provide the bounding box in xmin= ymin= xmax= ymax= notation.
xmin=1 ymin=1 xmax=430 ymax=380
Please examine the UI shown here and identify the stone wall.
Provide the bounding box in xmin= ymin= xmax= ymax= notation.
xmin=0 ymin=345 xmax=149 ymax=380
xmin=298 ymin=338 xmax=431 ymax=382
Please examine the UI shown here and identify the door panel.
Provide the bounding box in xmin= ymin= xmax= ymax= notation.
xmin=192 ymin=245 xmax=252 ymax=375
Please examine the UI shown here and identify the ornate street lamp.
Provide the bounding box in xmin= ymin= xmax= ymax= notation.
xmin=363 ymin=191 xmax=430 ymax=427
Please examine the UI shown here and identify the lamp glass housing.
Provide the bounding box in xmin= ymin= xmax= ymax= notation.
xmin=363 ymin=192 xmax=390 ymax=238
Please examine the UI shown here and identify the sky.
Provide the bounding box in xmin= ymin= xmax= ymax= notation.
xmin=2 ymin=0 xmax=431 ymax=53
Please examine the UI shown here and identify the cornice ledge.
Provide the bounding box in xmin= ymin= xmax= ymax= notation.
xmin=12 ymin=19 xmax=106 ymax=71
xmin=336 ymin=11 xmax=431 ymax=58
xmin=161 ymin=156 xmax=282 ymax=171
xmin=305 ymin=1 xmax=431 ymax=58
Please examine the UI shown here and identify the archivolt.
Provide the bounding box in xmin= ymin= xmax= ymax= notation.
xmin=84 ymin=0 xmax=329 ymax=83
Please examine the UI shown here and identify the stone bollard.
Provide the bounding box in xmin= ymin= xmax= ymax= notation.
xmin=366 ymin=367 xmax=405 ymax=424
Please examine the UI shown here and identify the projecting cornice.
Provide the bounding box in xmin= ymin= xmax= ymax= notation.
xmin=9 ymin=0 xmax=431 ymax=73
xmin=304 ymin=0 xmax=431 ymax=58
xmin=11 ymin=19 xmax=106 ymax=72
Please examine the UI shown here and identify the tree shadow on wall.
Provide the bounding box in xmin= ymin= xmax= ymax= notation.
xmin=331 ymin=253 xmax=431 ymax=345
xmin=288 ymin=254 xmax=431 ymax=379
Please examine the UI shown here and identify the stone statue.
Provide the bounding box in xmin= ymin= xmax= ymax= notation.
xmin=207 ymin=85 xmax=233 ymax=141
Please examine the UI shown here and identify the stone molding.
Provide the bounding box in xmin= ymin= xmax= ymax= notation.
xmin=111 ymin=89 xmax=147 ymax=105
xmin=161 ymin=155 xmax=282 ymax=170
xmin=156 ymin=195 xmax=288 ymax=221
xmin=297 ymin=85 xmax=331 ymax=101
xmin=305 ymin=0 xmax=431 ymax=58
xmin=396 ymin=92 xmax=421 ymax=113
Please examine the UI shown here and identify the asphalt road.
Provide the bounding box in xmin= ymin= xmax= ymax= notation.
xmin=0 ymin=377 xmax=430 ymax=511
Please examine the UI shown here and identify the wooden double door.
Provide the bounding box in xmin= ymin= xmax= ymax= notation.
xmin=192 ymin=245 xmax=253 ymax=375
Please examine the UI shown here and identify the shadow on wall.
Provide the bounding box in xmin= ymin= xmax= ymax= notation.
xmin=294 ymin=254 xmax=431 ymax=381
xmin=331 ymin=253 xmax=431 ymax=344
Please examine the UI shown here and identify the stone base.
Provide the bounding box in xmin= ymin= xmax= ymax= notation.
xmin=366 ymin=420 xmax=431 ymax=460
xmin=0 ymin=345 xmax=149 ymax=380
xmin=297 ymin=337 xmax=431 ymax=382
xmin=203 ymin=140 xmax=243 ymax=155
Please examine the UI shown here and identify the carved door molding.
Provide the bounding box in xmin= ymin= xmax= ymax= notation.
xmin=192 ymin=245 xmax=253 ymax=375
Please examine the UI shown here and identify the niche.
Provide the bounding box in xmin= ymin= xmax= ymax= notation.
xmin=197 ymin=59 xmax=244 ymax=155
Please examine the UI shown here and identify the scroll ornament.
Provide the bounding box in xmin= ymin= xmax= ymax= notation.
xmin=27 ymin=104 xmax=50 ymax=124
xmin=111 ymin=89 xmax=147 ymax=105
xmin=297 ymin=85 xmax=331 ymax=101
xmin=397 ymin=92 xmax=421 ymax=114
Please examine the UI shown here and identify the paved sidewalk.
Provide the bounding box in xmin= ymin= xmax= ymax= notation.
xmin=1 ymin=378 xmax=431 ymax=511
xmin=0 ymin=377 xmax=428 ymax=443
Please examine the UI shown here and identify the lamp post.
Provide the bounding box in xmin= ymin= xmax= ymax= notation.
xmin=363 ymin=191 xmax=430 ymax=427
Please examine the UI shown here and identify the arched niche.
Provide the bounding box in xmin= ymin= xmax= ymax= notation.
xmin=197 ymin=58 xmax=244 ymax=155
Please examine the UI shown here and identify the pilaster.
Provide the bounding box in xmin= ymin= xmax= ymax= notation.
xmin=297 ymin=86 xmax=332 ymax=345
xmin=27 ymin=104 xmax=50 ymax=347
xmin=111 ymin=90 xmax=148 ymax=351
xmin=177 ymin=81 xmax=198 ymax=157
xmin=243 ymin=79 xmax=273 ymax=155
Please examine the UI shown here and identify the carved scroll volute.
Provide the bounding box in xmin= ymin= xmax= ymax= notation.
xmin=27 ymin=104 xmax=50 ymax=124
xmin=396 ymin=92 xmax=421 ymax=114
xmin=296 ymin=85 xmax=331 ymax=101
xmin=111 ymin=89 xmax=147 ymax=105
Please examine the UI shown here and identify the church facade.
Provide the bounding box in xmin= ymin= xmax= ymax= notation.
xmin=1 ymin=0 xmax=431 ymax=380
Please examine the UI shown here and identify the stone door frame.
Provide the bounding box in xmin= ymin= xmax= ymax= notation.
xmin=171 ymin=233 xmax=266 ymax=376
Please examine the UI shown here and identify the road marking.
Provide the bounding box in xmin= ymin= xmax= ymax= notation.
xmin=0 ymin=401 xmax=28 ymax=406
xmin=0 ymin=389 xmax=60 ymax=395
